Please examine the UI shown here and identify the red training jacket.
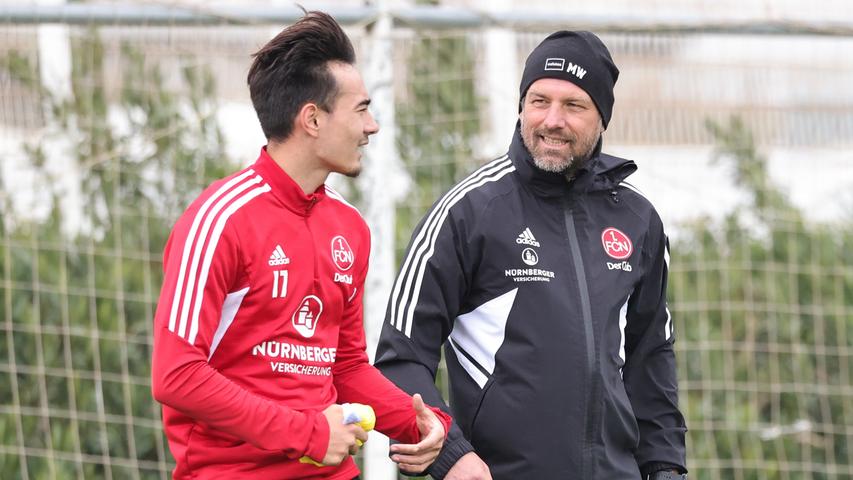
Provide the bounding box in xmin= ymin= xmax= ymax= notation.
xmin=152 ymin=148 xmax=450 ymax=479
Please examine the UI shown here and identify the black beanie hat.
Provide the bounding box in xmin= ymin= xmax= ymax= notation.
xmin=519 ymin=31 xmax=619 ymax=128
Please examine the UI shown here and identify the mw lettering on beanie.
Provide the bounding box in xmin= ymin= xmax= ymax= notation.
xmin=519 ymin=31 xmax=620 ymax=128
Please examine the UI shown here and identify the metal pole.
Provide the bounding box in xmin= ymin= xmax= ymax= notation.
xmin=477 ymin=0 xmax=519 ymax=159
xmin=359 ymin=1 xmax=410 ymax=479
xmin=36 ymin=0 xmax=85 ymax=240
xmin=3 ymin=3 xmax=853 ymax=36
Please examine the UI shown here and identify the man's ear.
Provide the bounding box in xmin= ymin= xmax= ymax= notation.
xmin=297 ymin=103 xmax=321 ymax=138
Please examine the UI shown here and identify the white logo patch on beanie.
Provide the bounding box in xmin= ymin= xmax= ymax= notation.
xmin=544 ymin=58 xmax=565 ymax=71
xmin=543 ymin=57 xmax=587 ymax=79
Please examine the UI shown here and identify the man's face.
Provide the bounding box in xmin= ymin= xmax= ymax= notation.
xmin=519 ymin=78 xmax=603 ymax=174
xmin=315 ymin=62 xmax=379 ymax=178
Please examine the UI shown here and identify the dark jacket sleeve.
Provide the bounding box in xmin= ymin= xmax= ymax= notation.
xmin=623 ymin=212 xmax=688 ymax=474
xmin=375 ymin=205 xmax=475 ymax=479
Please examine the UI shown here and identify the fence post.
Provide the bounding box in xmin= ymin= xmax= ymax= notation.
xmin=360 ymin=1 xmax=410 ymax=478
xmin=37 ymin=0 xmax=85 ymax=239
xmin=478 ymin=0 xmax=518 ymax=159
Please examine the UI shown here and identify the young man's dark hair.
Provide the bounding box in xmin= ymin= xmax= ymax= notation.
xmin=247 ymin=11 xmax=356 ymax=141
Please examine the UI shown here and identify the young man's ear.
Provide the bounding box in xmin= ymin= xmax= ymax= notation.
xmin=297 ymin=103 xmax=322 ymax=138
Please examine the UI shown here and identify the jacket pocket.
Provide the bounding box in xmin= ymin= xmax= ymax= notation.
xmin=468 ymin=376 xmax=497 ymax=441
xmin=604 ymin=374 xmax=640 ymax=452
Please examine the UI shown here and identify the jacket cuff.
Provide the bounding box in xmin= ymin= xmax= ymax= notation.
xmin=423 ymin=437 xmax=475 ymax=479
xmin=641 ymin=461 xmax=687 ymax=477
xmin=428 ymin=405 xmax=453 ymax=440
xmin=303 ymin=412 xmax=330 ymax=463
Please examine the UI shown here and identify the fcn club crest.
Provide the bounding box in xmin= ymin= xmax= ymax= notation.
xmin=331 ymin=235 xmax=355 ymax=271
xmin=601 ymin=227 xmax=633 ymax=260
xmin=292 ymin=295 xmax=323 ymax=338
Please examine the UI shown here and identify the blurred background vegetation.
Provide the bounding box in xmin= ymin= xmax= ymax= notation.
xmin=1 ymin=31 xmax=234 ymax=478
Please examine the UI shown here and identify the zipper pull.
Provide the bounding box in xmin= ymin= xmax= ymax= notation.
xmin=610 ymin=190 xmax=620 ymax=204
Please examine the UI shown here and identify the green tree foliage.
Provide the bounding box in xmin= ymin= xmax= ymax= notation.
xmin=395 ymin=31 xmax=481 ymax=261
xmin=671 ymin=117 xmax=852 ymax=479
xmin=1 ymin=30 xmax=233 ymax=479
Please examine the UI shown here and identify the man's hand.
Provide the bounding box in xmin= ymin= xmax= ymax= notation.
xmin=389 ymin=393 xmax=446 ymax=473
xmin=320 ymin=404 xmax=369 ymax=466
xmin=445 ymin=452 xmax=492 ymax=480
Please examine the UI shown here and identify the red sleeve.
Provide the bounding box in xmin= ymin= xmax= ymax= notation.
xmin=151 ymin=207 xmax=328 ymax=461
xmin=332 ymin=236 xmax=452 ymax=442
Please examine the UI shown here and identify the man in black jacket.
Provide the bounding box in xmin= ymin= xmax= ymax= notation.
xmin=376 ymin=31 xmax=687 ymax=480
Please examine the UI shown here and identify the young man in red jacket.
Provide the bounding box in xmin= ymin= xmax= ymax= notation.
xmin=151 ymin=11 xmax=450 ymax=479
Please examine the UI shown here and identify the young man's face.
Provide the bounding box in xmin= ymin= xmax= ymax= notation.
xmin=519 ymin=78 xmax=603 ymax=174
xmin=315 ymin=62 xmax=379 ymax=178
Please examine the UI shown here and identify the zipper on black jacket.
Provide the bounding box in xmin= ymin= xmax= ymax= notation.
xmin=561 ymin=198 xmax=601 ymax=480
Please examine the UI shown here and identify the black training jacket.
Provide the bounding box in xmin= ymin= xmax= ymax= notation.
xmin=375 ymin=127 xmax=687 ymax=479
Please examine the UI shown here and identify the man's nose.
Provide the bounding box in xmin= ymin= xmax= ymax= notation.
xmin=542 ymin=105 xmax=566 ymax=130
xmin=365 ymin=112 xmax=379 ymax=135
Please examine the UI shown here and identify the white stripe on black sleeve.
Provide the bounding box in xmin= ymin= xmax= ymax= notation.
xmin=663 ymin=241 xmax=672 ymax=340
xmin=390 ymin=158 xmax=511 ymax=331
xmin=403 ymin=165 xmax=516 ymax=337
xmin=618 ymin=293 xmax=631 ymax=377
xmin=388 ymin=157 xmax=515 ymax=337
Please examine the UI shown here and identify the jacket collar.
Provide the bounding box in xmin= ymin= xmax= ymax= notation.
xmin=252 ymin=147 xmax=326 ymax=216
xmin=508 ymin=122 xmax=637 ymax=198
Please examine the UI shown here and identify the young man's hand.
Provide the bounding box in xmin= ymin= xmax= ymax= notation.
xmin=320 ymin=404 xmax=369 ymax=465
xmin=389 ymin=393 xmax=446 ymax=473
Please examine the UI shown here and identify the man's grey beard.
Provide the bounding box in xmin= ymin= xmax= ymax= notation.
xmin=522 ymin=117 xmax=604 ymax=176
xmin=532 ymin=152 xmax=585 ymax=174
xmin=532 ymin=154 xmax=566 ymax=173
xmin=530 ymin=136 xmax=598 ymax=176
